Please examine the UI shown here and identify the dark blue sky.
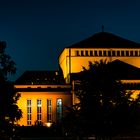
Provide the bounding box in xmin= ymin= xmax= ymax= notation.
xmin=1 ymin=0 xmax=140 ymax=80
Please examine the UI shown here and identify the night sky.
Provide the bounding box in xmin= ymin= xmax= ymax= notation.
xmin=1 ymin=0 xmax=140 ymax=81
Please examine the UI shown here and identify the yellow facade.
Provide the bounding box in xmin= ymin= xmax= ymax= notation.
xmin=121 ymin=80 xmax=140 ymax=99
xmin=59 ymin=48 xmax=140 ymax=81
xmin=15 ymin=84 xmax=71 ymax=126
xmin=58 ymin=32 xmax=140 ymax=104
xmin=15 ymin=32 xmax=140 ymax=126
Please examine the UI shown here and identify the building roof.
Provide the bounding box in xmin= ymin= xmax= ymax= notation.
xmin=108 ymin=60 xmax=140 ymax=80
xmin=66 ymin=32 xmax=140 ymax=48
xmin=70 ymin=60 xmax=140 ymax=81
xmin=15 ymin=70 xmax=65 ymax=85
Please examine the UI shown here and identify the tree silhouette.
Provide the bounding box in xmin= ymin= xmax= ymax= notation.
xmin=62 ymin=60 xmax=140 ymax=140
xmin=0 ymin=41 xmax=22 ymax=138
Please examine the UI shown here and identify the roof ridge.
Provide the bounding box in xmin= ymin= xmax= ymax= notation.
xmin=66 ymin=32 xmax=140 ymax=49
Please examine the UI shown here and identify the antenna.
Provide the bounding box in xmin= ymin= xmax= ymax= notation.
xmin=101 ymin=25 xmax=104 ymax=32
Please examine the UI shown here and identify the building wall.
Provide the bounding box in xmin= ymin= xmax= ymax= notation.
xmin=59 ymin=48 xmax=140 ymax=81
xmin=15 ymin=85 xmax=72 ymax=126
xmin=16 ymin=39 xmax=140 ymax=126
xmin=121 ymin=80 xmax=140 ymax=99
xmin=59 ymin=49 xmax=70 ymax=81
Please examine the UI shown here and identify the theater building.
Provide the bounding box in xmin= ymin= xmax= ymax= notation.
xmin=58 ymin=31 xmax=140 ymax=103
xmin=15 ymin=31 xmax=140 ymax=126
xmin=59 ymin=32 xmax=140 ymax=83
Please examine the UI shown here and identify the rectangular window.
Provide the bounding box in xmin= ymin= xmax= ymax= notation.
xmin=85 ymin=50 xmax=89 ymax=56
xmin=112 ymin=51 xmax=116 ymax=56
xmin=121 ymin=51 xmax=124 ymax=56
xmin=75 ymin=50 xmax=80 ymax=56
xmin=27 ymin=100 xmax=32 ymax=125
xmin=56 ymin=98 xmax=62 ymax=122
xmin=47 ymin=99 xmax=52 ymax=122
xmin=99 ymin=51 xmax=102 ymax=56
xmin=126 ymin=51 xmax=129 ymax=56
xmin=37 ymin=99 xmax=42 ymax=123
xmin=90 ymin=50 xmax=93 ymax=56
xmin=94 ymin=51 xmax=98 ymax=56
xmin=130 ymin=51 xmax=133 ymax=56
xmin=81 ymin=50 xmax=84 ymax=56
xmin=108 ymin=51 xmax=111 ymax=56
xmin=135 ymin=51 xmax=138 ymax=56
xmin=117 ymin=51 xmax=120 ymax=56
xmin=103 ymin=51 xmax=107 ymax=56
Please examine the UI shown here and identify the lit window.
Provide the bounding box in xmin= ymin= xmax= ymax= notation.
xmin=47 ymin=99 xmax=52 ymax=122
xmin=55 ymin=71 xmax=58 ymax=75
xmin=37 ymin=99 xmax=42 ymax=123
xmin=56 ymin=98 xmax=62 ymax=122
xmin=27 ymin=100 xmax=32 ymax=125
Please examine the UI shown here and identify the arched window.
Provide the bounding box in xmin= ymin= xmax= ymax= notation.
xmin=56 ymin=98 xmax=62 ymax=122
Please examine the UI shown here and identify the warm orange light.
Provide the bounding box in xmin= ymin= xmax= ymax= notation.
xmin=45 ymin=122 xmax=52 ymax=128
xmin=15 ymin=85 xmax=72 ymax=126
xmin=59 ymin=48 xmax=140 ymax=82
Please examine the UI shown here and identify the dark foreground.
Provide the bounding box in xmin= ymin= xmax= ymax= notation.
xmin=19 ymin=137 xmax=140 ymax=140
xmin=7 ymin=126 xmax=140 ymax=140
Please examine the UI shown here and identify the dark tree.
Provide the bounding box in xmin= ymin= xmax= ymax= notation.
xmin=62 ymin=60 xmax=140 ymax=140
xmin=0 ymin=41 xmax=22 ymax=138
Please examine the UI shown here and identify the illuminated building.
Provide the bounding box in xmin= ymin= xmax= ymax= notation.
xmin=15 ymin=71 xmax=71 ymax=126
xmin=58 ymin=32 xmax=140 ymax=102
xmin=59 ymin=32 xmax=140 ymax=83
xmin=15 ymin=31 xmax=140 ymax=126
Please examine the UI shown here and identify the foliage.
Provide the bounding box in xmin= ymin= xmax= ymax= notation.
xmin=0 ymin=41 xmax=22 ymax=137
xmin=62 ymin=60 xmax=140 ymax=139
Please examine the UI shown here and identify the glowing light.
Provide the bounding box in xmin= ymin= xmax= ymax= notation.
xmin=45 ymin=122 xmax=52 ymax=128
